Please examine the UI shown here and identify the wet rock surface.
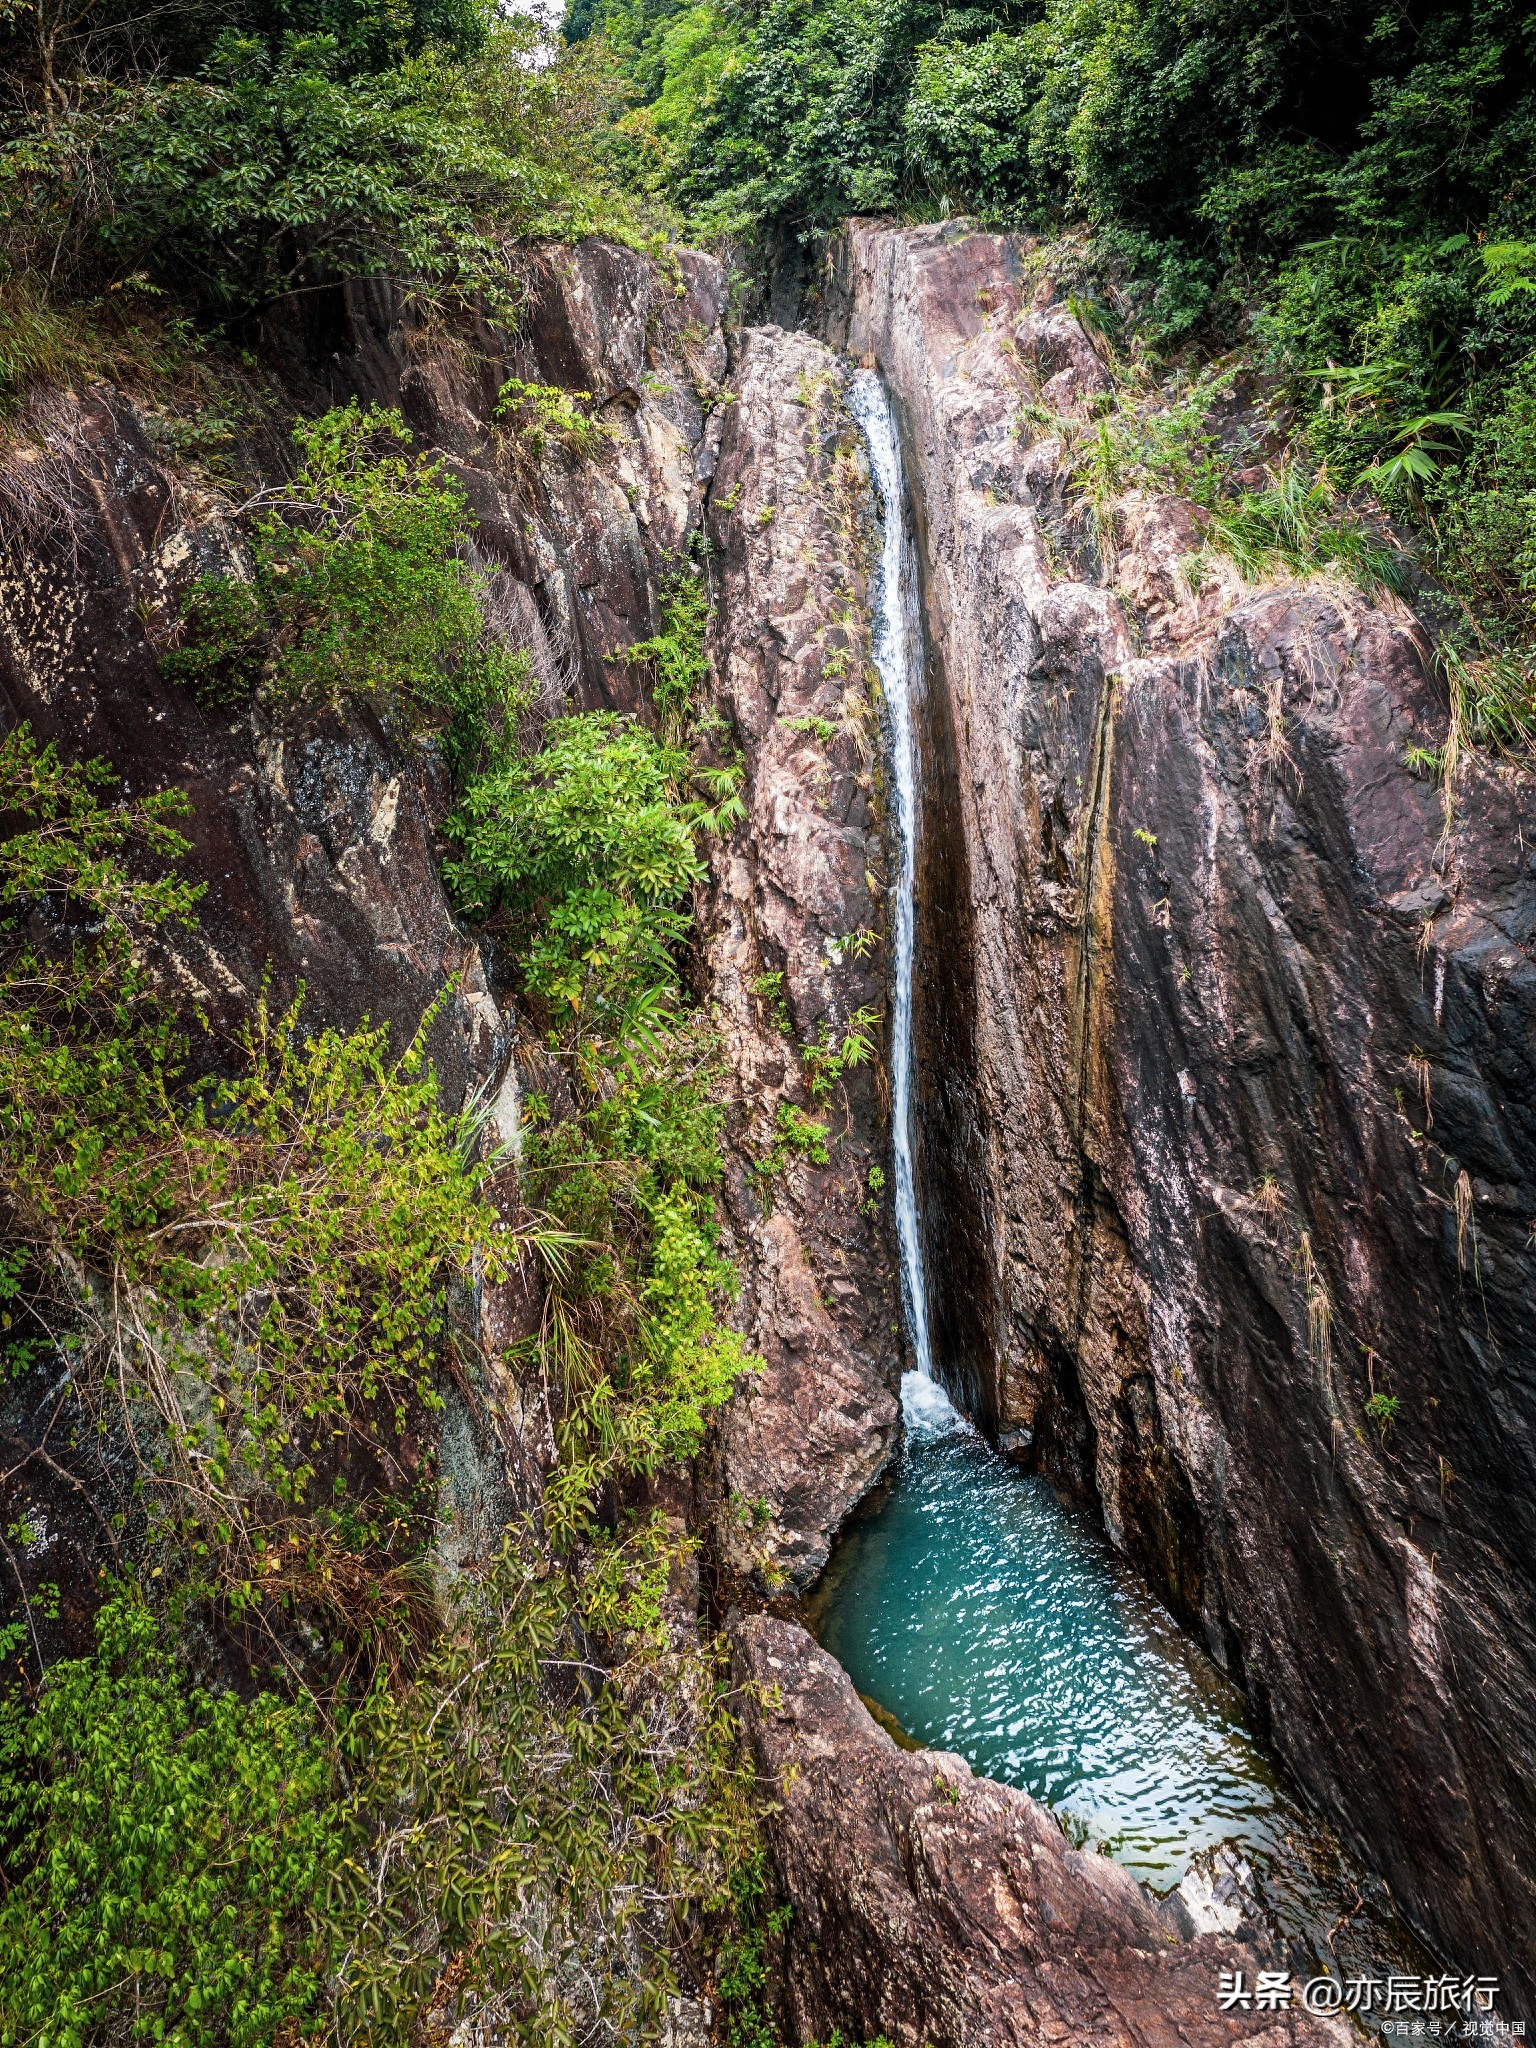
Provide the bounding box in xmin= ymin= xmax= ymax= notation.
xmin=828 ymin=219 xmax=1536 ymax=2010
xmin=734 ymin=1612 xmax=1350 ymax=2048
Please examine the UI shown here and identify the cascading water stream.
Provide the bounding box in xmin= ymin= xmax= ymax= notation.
xmin=846 ymin=370 xmax=939 ymax=1410
xmin=820 ymin=368 xmax=1434 ymax=2007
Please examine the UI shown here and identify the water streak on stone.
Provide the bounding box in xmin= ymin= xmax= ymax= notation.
xmin=848 ymin=369 xmax=937 ymax=1401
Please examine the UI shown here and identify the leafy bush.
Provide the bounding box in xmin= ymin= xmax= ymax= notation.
xmin=0 ymin=1589 xmax=343 ymax=2048
xmin=1426 ymin=354 xmax=1536 ymax=648
xmin=904 ymin=30 xmax=1043 ymax=219
xmin=495 ymin=376 xmax=613 ymax=460
xmin=165 ymin=401 xmax=531 ymax=770
xmin=0 ymin=1548 xmax=761 ymax=2048
xmin=1042 ymin=368 xmax=1240 ymax=523
xmin=447 ymin=710 xmax=705 ymax=1021
xmin=622 ymin=566 xmax=713 ymax=728
xmin=0 ymin=690 xmax=767 ymax=2037
xmin=0 ymin=723 xmax=516 ymax=1664
xmin=0 ymin=9 xmax=629 ymax=323
xmin=332 ymin=1524 xmax=758 ymax=2044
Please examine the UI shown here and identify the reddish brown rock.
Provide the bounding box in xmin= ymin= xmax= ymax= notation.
xmin=699 ymin=325 xmax=902 ymax=1589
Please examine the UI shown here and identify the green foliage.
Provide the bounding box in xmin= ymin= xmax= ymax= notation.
xmin=443 ymin=610 xmax=758 ymax=1533
xmin=753 ymin=967 xmax=791 ymax=1034
xmin=0 ymin=1589 xmax=343 ymax=2048
xmin=0 ymin=9 xmax=631 ymax=324
xmin=1201 ymin=467 xmax=1410 ymax=601
xmin=748 ymin=1099 xmax=829 ymax=1214
xmin=621 ymin=565 xmax=715 ymax=731
xmin=781 ymin=713 xmax=837 ymax=743
xmin=0 ymin=1548 xmax=763 ymax=2048
xmin=448 ymin=710 xmax=704 ymax=1022
xmin=1039 ymin=369 xmax=1240 ymax=529
xmin=495 ymin=376 xmax=613 ymax=460
xmin=331 ymin=1527 xmax=759 ymax=2043
xmin=0 ymin=687 xmax=768 ymax=2034
xmin=0 ymin=722 xmax=203 ymax=938
xmin=1422 ymin=354 xmax=1536 ymax=687
xmin=904 ymin=29 xmax=1042 ymax=219
xmin=0 ymin=723 xmax=516 ymax=1662
xmin=801 ymin=1003 xmax=878 ymax=1102
xmin=769 ymin=1101 xmax=829 ymax=1168
xmin=1365 ymin=1390 xmax=1401 ymax=1437
xmin=160 ymin=574 xmax=268 ymax=704
xmin=1483 ymin=242 xmax=1536 ymax=309
xmin=715 ymin=1843 xmax=791 ymax=2048
xmin=164 ymin=402 xmax=532 ymax=772
xmin=600 ymin=0 xmax=952 ymax=238
xmin=0 ymin=276 xmax=207 ymax=417
xmin=2 ymin=385 xmax=767 ymax=2035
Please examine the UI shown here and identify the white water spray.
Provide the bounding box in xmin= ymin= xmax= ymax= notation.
xmin=848 ymin=369 xmax=960 ymax=1437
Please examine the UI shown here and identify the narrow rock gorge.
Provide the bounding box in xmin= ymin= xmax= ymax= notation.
xmin=2 ymin=218 xmax=1531 ymax=2041
xmin=828 ymin=218 xmax=1536 ymax=2014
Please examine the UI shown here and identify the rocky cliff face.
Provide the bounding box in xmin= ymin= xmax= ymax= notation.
xmin=733 ymin=1613 xmax=1350 ymax=2048
xmin=10 ymin=218 xmax=1533 ymax=2033
xmin=0 ymin=239 xmax=898 ymax=1646
xmin=698 ymin=327 xmax=901 ymax=1589
xmin=828 ymin=219 xmax=1536 ymax=2010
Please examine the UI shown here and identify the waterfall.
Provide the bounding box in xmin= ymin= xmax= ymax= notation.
xmin=848 ymin=369 xmax=957 ymax=1434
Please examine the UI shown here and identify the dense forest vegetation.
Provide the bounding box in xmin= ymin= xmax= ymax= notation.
xmin=0 ymin=0 xmax=1533 ymax=2035
xmin=578 ymin=0 xmax=1536 ymax=736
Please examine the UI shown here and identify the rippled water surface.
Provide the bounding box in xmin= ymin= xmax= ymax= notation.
xmin=809 ymin=1375 xmax=1437 ymax=2003
xmin=811 ymin=1375 xmax=1280 ymax=1888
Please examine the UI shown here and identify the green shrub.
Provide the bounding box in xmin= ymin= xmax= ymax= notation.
xmin=1365 ymin=1390 xmax=1401 ymax=1437
xmin=0 ymin=1589 xmax=343 ymax=2048
xmin=1426 ymin=354 xmax=1536 ymax=643
xmin=801 ymin=1004 xmax=878 ymax=1101
xmin=331 ymin=1520 xmax=760 ymax=2045
xmin=0 ymin=722 xmax=516 ymax=1659
xmin=904 ymin=30 xmax=1044 ymax=219
xmin=621 ymin=565 xmax=713 ymax=729
xmin=164 ymin=401 xmax=531 ymax=771
xmin=447 ymin=708 xmax=704 ymax=1021
xmin=495 ymin=375 xmax=613 ymax=459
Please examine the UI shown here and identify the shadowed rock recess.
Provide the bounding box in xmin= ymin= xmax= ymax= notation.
xmin=2 ymin=219 xmax=1532 ymax=2038
xmin=827 ymin=219 xmax=1536 ymax=2013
